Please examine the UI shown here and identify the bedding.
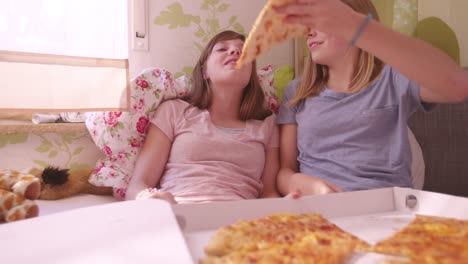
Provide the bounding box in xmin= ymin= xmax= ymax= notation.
xmin=36 ymin=194 xmax=118 ymax=216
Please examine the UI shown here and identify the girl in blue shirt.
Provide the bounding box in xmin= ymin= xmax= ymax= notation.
xmin=274 ymin=0 xmax=468 ymax=197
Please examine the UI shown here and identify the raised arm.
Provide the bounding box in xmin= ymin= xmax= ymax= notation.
xmin=125 ymin=124 xmax=172 ymax=200
xmin=275 ymin=0 xmax=468 ymax=103
xmin=355 ymin=16 xmax=468 ymax=103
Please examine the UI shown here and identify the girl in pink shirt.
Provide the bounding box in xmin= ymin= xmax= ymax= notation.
xmin=126 ymin=31 xmax=280 ymax=203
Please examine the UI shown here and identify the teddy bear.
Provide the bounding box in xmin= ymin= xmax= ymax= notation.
xmin=31 ymin=166 xmax=113 ymax=200
xmin=0 ymin=167 xmax=113 ymax=223
xmin=0 ymin=169 xmax=40 ymax=222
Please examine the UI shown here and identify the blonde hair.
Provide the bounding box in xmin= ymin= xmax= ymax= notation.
xmin=186 ymin=30 xmax=271 ymax=121
xmin=290 ymin=0 xmax=384 ymax=106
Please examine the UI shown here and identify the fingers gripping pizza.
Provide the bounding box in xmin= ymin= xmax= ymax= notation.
xmin=236 ymin=0 xmax=309 ymax=69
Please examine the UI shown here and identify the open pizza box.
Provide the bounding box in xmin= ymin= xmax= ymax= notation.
xmin=1 ymin=187 xmax=467 ymax=263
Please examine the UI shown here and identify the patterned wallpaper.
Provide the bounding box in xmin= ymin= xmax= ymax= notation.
xmin=373 ymin=0 xmax=465 ymax=66
xmin=372 ymin=0 xmax=418 ymax=34
xmin=371 ymin=0 xmax=395 ymax=28
xmin=1 ymin=0 xmax=295 ymax=171
xmin=418 ymin=0 xmax=468 ymax=66
xmin=2 ymin=0 xmax=465 ymax=171
xmin=129 ymin=0 xmax=294 ymax=78
xmin=152 ymin=0 xmax=246 ymax=78
xmin=393 ymin=0 xmax=419 ymax=36
xmin=130 ymin=0 xmax=466 ymax=77
xmin=0 ymin=129 xmax=102 ymax=170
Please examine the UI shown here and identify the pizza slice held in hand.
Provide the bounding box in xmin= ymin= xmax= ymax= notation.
xmin=236 ymin=0 xmax=309 ymax=69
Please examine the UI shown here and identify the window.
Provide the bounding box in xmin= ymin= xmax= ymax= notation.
xmin=0 ymin=0 xmax=129 ymax=111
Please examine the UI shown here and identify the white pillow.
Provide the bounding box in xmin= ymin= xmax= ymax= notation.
xmin=408 ymin=127 xmax=425 ymax=189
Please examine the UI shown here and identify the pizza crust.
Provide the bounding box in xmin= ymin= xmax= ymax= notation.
xmin=236 ymin=0 xmax=309 ymax=69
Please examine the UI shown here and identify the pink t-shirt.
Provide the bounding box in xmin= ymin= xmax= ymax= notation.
xmin=150 ymin=99 xmax=279 ymax=204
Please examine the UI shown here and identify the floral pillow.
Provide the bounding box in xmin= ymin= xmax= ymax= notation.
xmin=85 ymin=66 xmax=279 ymax=200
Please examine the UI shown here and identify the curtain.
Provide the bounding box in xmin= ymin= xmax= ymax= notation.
xmin=0 ymin=0 xmax=129 ymax=112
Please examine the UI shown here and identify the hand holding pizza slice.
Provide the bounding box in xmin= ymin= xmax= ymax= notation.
xmin=236 ymin=0 xmax=309 ymax=69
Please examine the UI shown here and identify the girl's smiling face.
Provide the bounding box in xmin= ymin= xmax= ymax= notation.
xmin=307 ymin=29 xmax=350 ymax=66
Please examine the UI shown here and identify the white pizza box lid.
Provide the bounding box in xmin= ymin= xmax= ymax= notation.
xmin=173 ymin=187 xmax=468 ymax=263
xmin=0 ymin=199 xmax=193 ymax=264
xmin=1 ymin=187 xmax=467 ymax=263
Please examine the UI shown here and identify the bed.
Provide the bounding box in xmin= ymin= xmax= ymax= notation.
xmin=36 ymin=194 xmax=118 ymax=216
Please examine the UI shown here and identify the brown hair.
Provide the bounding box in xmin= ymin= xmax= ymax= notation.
xmin=290 ymin=0 xmax=384 ymax=106
xmin=185 ymin=30 xmax=271 ymax=121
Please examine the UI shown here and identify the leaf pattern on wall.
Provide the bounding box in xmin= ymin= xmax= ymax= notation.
xmin=415 ymin=17 xmax=460 ymax=64
xmin=373 ymin=0 xmax=460 ymax=62
xmin=1 ymin=127 xmax=100 ymax=170
xmin=393 ymin=0 xmax=418 ymax=35
xmin=154 ymin=0 xmax=245 ymax=77
xmin=32 ymin=132 xmax=95 ymax=169
xmin=371 ymin=0 xmax=395 ymax=28
xmin=0 ymin=133 xmax=29 ymax=149
xmin=154 ymin=2 xmax=200 ymax=28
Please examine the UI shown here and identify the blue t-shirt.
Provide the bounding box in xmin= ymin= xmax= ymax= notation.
xmin=277 ymin=65 xmax=431 ymax=191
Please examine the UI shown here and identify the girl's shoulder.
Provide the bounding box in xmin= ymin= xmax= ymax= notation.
xmin=370 ymin=65 xmax=418 ymax=96
xmin=157 ymin=98 xmax=194 ymax=114
xmin=375 ymin=65 xmax=411 ymax=86
xmin=286 ymin=78 xmax=301 ymax=92
xmin=243 ymin=114 xmax=277 ymax=145
xmin=249 ymin=113 xmax=277 ymax=131
xmin=159 ymin=98 xmax=190 ymax=108
xmin=152 ymin=99 xmax=197 ymax=123
xmin=279 ymin=78 xmax=301 ymax=101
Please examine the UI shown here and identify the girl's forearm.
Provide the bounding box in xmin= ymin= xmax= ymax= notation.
xmin=125 ymin=175 xmax=158 ymax=200
xmin=277 ymin=168 xmax=296 ymax=196
xmin=260 ymin=190 xmax=280 ymax=198
xmin=125 ymin=182 xmax=149 ymax=200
